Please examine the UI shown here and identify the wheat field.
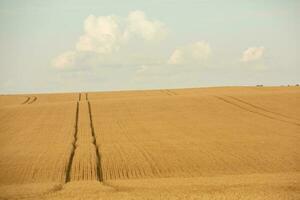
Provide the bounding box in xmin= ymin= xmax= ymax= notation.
xmin=0 ymin=87 xmax=299 ymax=199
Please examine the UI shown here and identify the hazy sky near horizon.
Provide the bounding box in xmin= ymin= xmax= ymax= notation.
xmin=0 ymin=0 xmax=299 ymax=94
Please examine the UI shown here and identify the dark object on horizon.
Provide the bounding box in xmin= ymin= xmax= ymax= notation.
xmin=256 ymin=85 xmax=263 ymax=87
xmin=296 ymin=84 xmax=299 ymax=87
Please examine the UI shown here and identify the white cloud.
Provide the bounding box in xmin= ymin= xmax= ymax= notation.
xmin=76 ymin=15 xmax=123 ymax=54
xmin=168 ymin=41 xmax=212 ymax=65
xmin=135 ymin=65 xmax=149 ymax=74
xmin=241 ymin=47 xmax=265 ymax=62
xmin=125 ymin=10 xmax=167 ymax=41
xmin=53 ymin=10 xmax=167 ymax=69
xmin=168 ymin=49 xmax=183 ymax=65
xmin=52 ymin=51 xmax=76 ymax=69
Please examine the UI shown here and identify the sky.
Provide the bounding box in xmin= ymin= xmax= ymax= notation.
xmin=0 ymin=0 xmax=299 ymax=94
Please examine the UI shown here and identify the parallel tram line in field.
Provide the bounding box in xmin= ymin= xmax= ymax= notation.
xmin=226 ymin=95 xmax=300 ymax=122
xmin=65 ymin=92 xmax=103 ymax=182
xmin=65 ymin=101 xmax=79 ymax=182
xmin=86 ymin=92 xmax=103 ymax=181
xmin=215 ymin=95 xmax=300 ymax=126
xmin=87 ymin=100 xmax=103 ymax=181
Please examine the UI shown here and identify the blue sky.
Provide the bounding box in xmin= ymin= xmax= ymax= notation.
xmin=0 ymin=0 xmax=299 ymax=94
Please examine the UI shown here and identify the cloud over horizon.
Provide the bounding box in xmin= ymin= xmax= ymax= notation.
xmin=52 ymin=10 xmax=267 ymax=79
xmin=241 ymin=47 xmax=265 ymax=62
xmin=2 ymin=1 xmax=299 ymax=94
xmin=240 ymin=46 xmax=266 ymax=70
xmin=168 ymin=41 xmax=212 ymax=65
xmin=53 ymin=10 xmax=167 ymax=69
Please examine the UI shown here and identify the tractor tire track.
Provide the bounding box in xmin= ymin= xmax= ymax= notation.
xmin=227 ymin=95 xmax=299 ymax=122
xmin=166 ymin=89 xmax=178 ymax=96
xmin=28 ymin=96 xmax=37 ymax=104
xmin=161 ymin=89 xmax=177 ymax=96
xmin=67 ymin=92 xmax=103 ymax=182
xmin=21 ymin=96 xmax=31 ymax=104
xmin=215 ymin=96 xmax=300 ymax=127
xmin=160 ymin=90 xmax=171 ymax=96
xmin=65 ymin=102 xmax=79 ymax=182
xmin=87 ymin=99 xmax=103 ymax=182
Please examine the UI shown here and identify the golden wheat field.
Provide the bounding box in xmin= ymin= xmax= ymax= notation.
xmin=0 ymin=86 xmax=299 ymax=199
